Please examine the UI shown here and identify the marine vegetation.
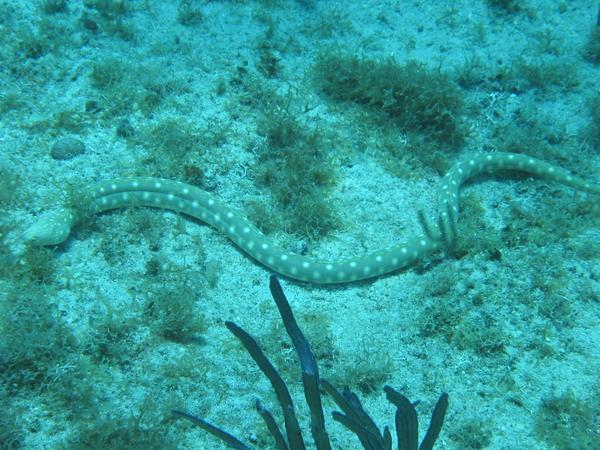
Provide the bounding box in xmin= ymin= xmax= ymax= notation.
xmin=172 ymin=275 xmax=449 ymax=449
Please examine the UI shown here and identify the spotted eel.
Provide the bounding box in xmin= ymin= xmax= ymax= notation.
xmin=25 ymin=152 xmax=599 ymax=284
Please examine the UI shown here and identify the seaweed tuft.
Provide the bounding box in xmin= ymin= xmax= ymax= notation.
xmin=172 ymin=276 xmax=449 ymax=449
xmin=313 ymin=51 xmax=466 ymax=148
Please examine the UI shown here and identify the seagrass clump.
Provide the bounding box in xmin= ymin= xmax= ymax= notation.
xmin=172 ymin=275 xmax=449 ymax=449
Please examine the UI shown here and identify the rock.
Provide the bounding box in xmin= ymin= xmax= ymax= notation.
xmin=50 ymin=136 xmax=86 ymax=160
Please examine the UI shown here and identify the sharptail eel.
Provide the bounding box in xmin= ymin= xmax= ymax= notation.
xmin=25 ymin=152 xmax=599 ymax=284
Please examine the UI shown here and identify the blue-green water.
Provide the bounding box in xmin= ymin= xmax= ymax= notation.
xmin=0 ymin=1 xmax=598 ymax=449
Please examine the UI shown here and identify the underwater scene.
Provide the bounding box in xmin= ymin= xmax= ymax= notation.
xmin=1 ymin=1 xmax=599 ymax=448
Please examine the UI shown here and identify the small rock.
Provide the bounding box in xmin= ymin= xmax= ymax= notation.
xmin=50 ymin=136 xmax=86 ymax=160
